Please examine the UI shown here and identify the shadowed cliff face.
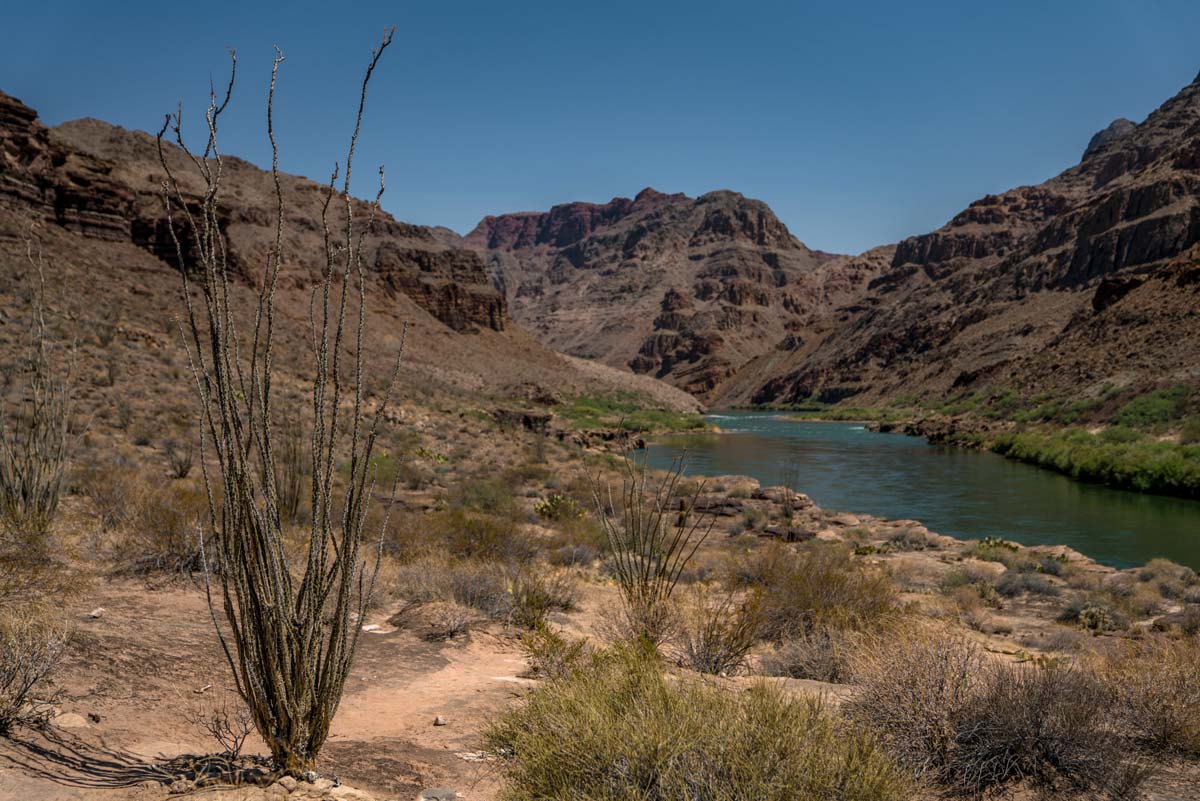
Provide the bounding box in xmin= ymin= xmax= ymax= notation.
xmin=0 ymin=91 xmax=505 ymax=333
xmin=461 ymin=187 xmax=875 ymax=398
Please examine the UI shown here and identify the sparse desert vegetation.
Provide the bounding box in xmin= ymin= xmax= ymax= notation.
xmin=1 ymin=15 xmax=1200 ymax=801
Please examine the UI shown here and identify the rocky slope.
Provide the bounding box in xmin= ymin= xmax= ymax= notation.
xmin=465 ymin=73 xmax=1200 ymax=410
xmin=0 ymin=89 xmax=699 ymax=412
xmin=462 ymin=188 xmax=879 ymax=397
xmin=732 ymin=73 xmax=1200 ymax=408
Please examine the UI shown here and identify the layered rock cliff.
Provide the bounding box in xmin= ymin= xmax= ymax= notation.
xmin=462 ymin=188 xmax=864 ymax=397
xmin=1 ymin=91 xmax=504 ymax=334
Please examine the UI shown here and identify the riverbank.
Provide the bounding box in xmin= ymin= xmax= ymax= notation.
xmin=647 ymin=414 xmax=1200 ymax=569
xmin=872 ymin=416 xmax=1200 ymax=500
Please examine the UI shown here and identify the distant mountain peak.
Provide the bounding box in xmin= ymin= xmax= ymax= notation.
xmin=1082 ymin=117 xmax=1137 ymax=161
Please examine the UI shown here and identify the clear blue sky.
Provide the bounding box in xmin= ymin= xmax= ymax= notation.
xmin=3 ymin=1 xmax=1198 ymax=254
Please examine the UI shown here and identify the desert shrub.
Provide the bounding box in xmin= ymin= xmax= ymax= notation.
xmin=487 ymin=643 xmax=910 ymax=801
xmin=0 ymin=251 xmax=75 ymax=547
xmin=1037 ymin=553 xmax=1072 ymax=577
xmin=1095 ymin=637 xmax=1200 ymax=756
xmin=0 ymin=610 xmax=69 ymax=734
xmin=995 ymin=568 xmax=1061 ymax=598
xmin=386 ymin=509 xmax=534 ymax=564
xmin=735 ymin=543 xmax=897 ymax=639
xmin=444 ymin=510 xmax=533 ymax=562
xmin=79 ymin=460 xmax=140 ymax=532
xmin=389 ymin=557 xmax=573 ymax=628
xmin=509 ymin=567 xmax=577 ymax=630
xmin=591 ymin=454 xmax=713 ymax=646
xmin=162 ymin=438 xmax=195 ymax=479
xmin=676 ymin=586 xmax=763 ymax=676
xmin=450 ymin=475 xmax=519 ymax=517
xmin=887 ymin=528 xmax=931 ymax=551
xmin=760 ymin=626 xmax=853 ymax=682
xmin=112 ymin=481 xmax=208 ymax=576
xmin=533 ymin=493 xmax=583 ymax=521
xmin=184 ymin=687 xmax=253 ymax=758
xmin=420 ymin=602 xmax=475 ymax=642
xmin=520 ymin=625 xmax=587 ymax=680
xmin=847 ymin=628 xmax=1147 ymax=799
xmin=1057 ymin=595 xmax=1128 ymax=632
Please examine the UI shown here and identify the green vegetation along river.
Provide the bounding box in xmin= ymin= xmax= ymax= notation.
xmin=646 ymin=412 xmax=1200 ymax=570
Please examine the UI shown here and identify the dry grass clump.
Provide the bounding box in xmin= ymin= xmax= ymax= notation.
xmin=385 ymin=508 xmax=534 ymax=564
xmin=111 ymin=480 xmax=208 ymax=576
xmin=730 ymin=542 xmax=897 ymax=640
xmin=487 ymin=643 xmax=911 ymax=801
xmin=676 ymin=585 xmax=762 ymax=675
xmin=1094 ymin=636 xmax=1200 ymax=756
xmin=995 ymin=566 xmax=1061 ymax=598
xmin=0 ymin=609 xmax=69 ymax=734
xmin=846 ymin=625 xmax=1148 ymax=799
xmin=760 ymin=626 xmax=855 ymax=682
xmin=387 ymin=555 xmax=575 ymax=630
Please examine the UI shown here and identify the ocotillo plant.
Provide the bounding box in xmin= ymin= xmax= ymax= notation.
xmin=156 ymin=28 xmax=403 ymax=775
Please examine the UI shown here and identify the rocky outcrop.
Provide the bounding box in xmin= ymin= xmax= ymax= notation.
xmin=463 ymin=187 xmax=857 ymax=399
xmin=729 ymin=72 xmax=1200 ymax=408
xmin=0 ymin=91 xmax=504 ymax=333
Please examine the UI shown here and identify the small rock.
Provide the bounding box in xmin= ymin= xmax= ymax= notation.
xmin=52 ymin=712 xmax=89 ymax=728
xmin=312 ymin=778 xmax=335 ymax=792
xmin=277 ymin=776 xmax=299 ymax=792
xmin=302 ymin=770 xmax=319 ymax=783
xmin=87 ymin=607 xmax=106 ymax=619
xmin=433 ymin=715 xmax=447 ymax=726
xmin=87 ymin=712 xmax=102 ymax=723
xmin=361 ymin=623 xmax=382 ymax=632
xmin=330 ymin=787 xmax=372 ymax=801
xmin=168 ymin=779 xmax=195 ymax=795
xmin=418 ymin=790 xmax=458 ymax=801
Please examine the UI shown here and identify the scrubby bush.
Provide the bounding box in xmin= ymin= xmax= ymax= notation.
xmin=533 ymin=493 xmax=583 ymax=521
xmin=488 ymin=643 xmax=910 ymax=801
xmin=0 ymin=610 xmax=69 ymax=734
xmin=1095 ymin=637 xmax=1200 ymax=756
xmin=676 ymin=586 xmax=762 ymax=676
xmin=112 ymin=481 xmax=208 ymax=576
xmin=520 ymin=625 xmax=587 ymax=680
xmin=450 ymin=475 xmax=519 ymax=517
xmin=847 ymin=628 xmax=1147 ymax=799
xmin=760 ymin=626 xmax=853 ymax=683
xmin=995 ymin=568 xmax=1061 ymax=598
xmin=732 ymin=543 xmax=897 ymax=639
xmin=1057 ymin=595 xmax=1128 ymax=632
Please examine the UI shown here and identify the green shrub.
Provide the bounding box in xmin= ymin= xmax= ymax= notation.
xmin=989 ymin=427 xmax=1200 ymax=498
xmin=520 ymin=625 xmax=587 ymax=681
xmin=732 ymin=543 xmax=897 ymax=638
xmin=488 ymin=643 xmax=910 ymax=801
xmin=1113 ymin=386 xmax=1191 ymax=429
xmin=533 ymin=493 xmax=583 ymax=521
